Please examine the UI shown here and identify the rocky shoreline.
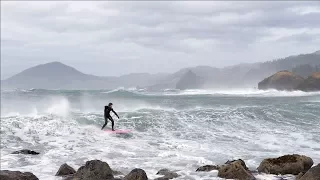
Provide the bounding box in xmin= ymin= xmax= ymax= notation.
xmin=1 ymin=152 xmax=319 ymax=180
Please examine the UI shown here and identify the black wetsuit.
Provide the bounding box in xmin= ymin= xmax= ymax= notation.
xmin=101 ymin=106 xmax=119 ymax=130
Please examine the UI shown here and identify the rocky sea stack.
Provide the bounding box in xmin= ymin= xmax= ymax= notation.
xmin=176 ymin=70 xmax=204 ymax=90
xmin=296 ymin=72 xmax=320 ymax=91
xmin=258 ymin=71 xmax=304 ymax=91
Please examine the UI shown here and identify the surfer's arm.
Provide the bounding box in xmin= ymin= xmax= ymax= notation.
xmin=112 ymin=109 xmax=119 ymax=119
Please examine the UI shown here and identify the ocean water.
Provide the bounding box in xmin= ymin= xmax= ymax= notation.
xmin=1 ymin=88 xmax=320 ymax=180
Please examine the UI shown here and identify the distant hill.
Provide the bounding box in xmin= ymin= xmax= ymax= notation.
xmin=2 ymin=50 xmax=319 ymax=90
xmin=2 ymin=62 xmax=107 ymax=89
xmin=1 ymin=62 xmax=167 ymax=89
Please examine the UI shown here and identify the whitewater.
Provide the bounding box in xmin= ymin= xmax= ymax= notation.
xmin=1 ymin=89 xmax=320 ymax=180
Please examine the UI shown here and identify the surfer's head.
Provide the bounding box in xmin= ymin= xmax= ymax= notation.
xmin=108 ymin=103 xmax=113 ymax=107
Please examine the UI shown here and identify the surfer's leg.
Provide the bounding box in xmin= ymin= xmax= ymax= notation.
xmin=108 ymin=116 xmax=115 ymax=131
xmin=101 ymin=116 xmax=108 ymax=130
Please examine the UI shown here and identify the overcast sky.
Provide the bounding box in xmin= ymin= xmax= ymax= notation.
xmin=1 ymin=1 xmax=320 ymax=79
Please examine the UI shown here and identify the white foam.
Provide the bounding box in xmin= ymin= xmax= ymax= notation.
xmin=167 ymin=88 xmax=320 ymax=97
xmin=1 ymin=90 xmax=319 ymax=180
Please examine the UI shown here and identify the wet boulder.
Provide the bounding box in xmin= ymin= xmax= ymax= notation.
xmin=12 ymin=149 xmax=40 ymax=155
xmin=55 ymin=163 xmax=76 ymax=176
xmin=196 ymin=165 xmax=219 ymax=172
xmin=298 ymin=163 xmax=320 ymax=180
xmin=257 ymin=154 xmax=313 ymax=175
xmin=155 ymin=169 xmax=179 ymax=179
xmin=225 ymin=159 xmax=249 ymax=170
xmin=218 ymin=159 xmax=255 ymax=180
xmin=0 ymin=170 xmax=39 ymax=180
xmin=74 ymin=160 xmax=114 ymax=180
xmin=124 ymin=168 xmax=148 ymax=180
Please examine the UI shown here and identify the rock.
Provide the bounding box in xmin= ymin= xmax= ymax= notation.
xmin=218 ymin=159 xmax=255 ymax=180
xmin=11 ymin=149 xmax=40 ymax=155
xmin=258 ymin=71 xmax=304 ymax=90
xmin=225 ymin=159 xmax=249 ymax=171
xmin=56 ymin=163 xmax=76 ymax=176
xmin=155 ymin=169 xmax=179 ymax=179
xmin=296 ymin=72 xmax=320 ymax=91
xmin=176 ymin=70 xmax=204 ymax=90
xmin=124 ymin=168 xmax=148 ymax=180
xmin=74 ymin=160 xmax=114 ymax=180
xmin=112 ymin=170 xmax=124 ymax=176
xmin=61 ymin=175 xmax=75 ymax=180
xmin=154 ymin=177 xmax=170 ymax=180
xmin=299 ymin=163 xmax=320 ymax=180
xmin=296 ymin=172 xmax=305 ymax=180
xmin=0 ymin=170 xmax=39 ymax=180
xmin=257 ymin=154 xmax=313 ymax=175
xmin=196 ymin=165 xmax=219 ymax=172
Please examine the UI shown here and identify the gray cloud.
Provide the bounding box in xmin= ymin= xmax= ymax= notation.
xmin=1 ymin=1 xmax=319 ymax=79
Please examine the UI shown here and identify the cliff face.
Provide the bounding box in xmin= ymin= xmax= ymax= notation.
xmin=176 ymin=70 xmax=204 ymax=90
xmin=296 ymin=72 xmax=320 ymax=92
xmin=258 ymin=71 xmax=304 ymax=91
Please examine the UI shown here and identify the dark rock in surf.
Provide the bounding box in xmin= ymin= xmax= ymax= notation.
xmin=155 ymin=169 xmax=179 ymax=179
xmin=257 ymin=154 xmax=313 ymax=175
xmin=296 ymin=72 xmax=320 ymax=92
xmin=55 ymin=163 xmax=76 ymax=176
xmin=297 ymin=163 xmax=320 ymax=180
xmin=258 ymin=71 xmax=304 ymax=90
xmin=11 ymin=149 xmax=40 ymax=155
xmin=124 ymin=168 xmax=148 ymax=180
xmin=74 ymin=160 xmax=114 ymax=180
xmin=218 ymin=159 xmax=255 ymax=180
xmin=0 ymin=170 xmax=39 ymax=180
xmin=196 ymin=165 xmax=219 ymax=172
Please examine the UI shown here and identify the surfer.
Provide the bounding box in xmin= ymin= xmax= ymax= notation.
xmin=101 ymin=103 xmax=119 ymax=131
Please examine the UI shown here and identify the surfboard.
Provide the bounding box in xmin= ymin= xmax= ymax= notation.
xmin=104 ymin=129 xmax=131 ymax=134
